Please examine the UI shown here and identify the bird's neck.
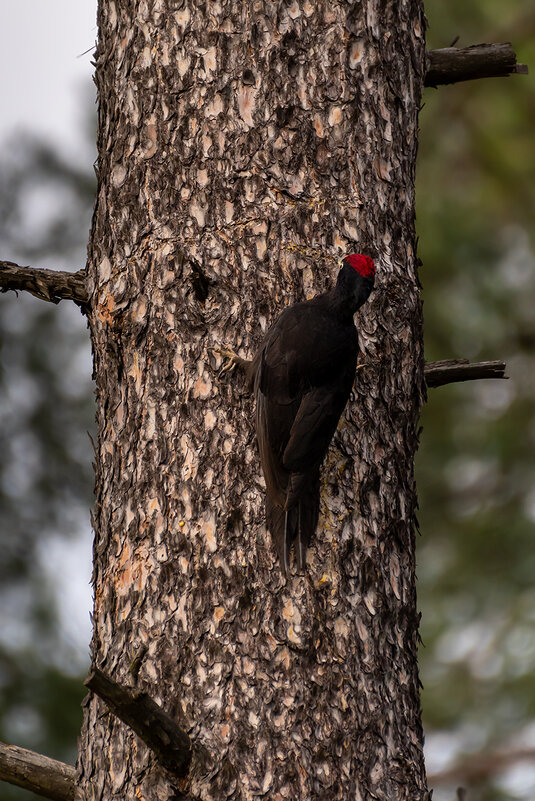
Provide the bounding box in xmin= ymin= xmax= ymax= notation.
xmin=323 ymin=285 xmax=358 ymax=320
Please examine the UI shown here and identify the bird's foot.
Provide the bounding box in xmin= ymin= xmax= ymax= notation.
xmin=213 ymin=345 xmax=244 ymax=375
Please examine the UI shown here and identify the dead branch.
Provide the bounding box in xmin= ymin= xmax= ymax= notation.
xmin=425 ymin=43 xmax=528 ymax=87
xmin=84 ymin=667 xmax=192 ymax=778
xmin=0 ymin=261 xmax=88 ymax=309
xmin=425 ymin=359 xmax=507 ymax=388
xmin=0 ymin=740 xmax=78 ymax=801
xmin=429 ymin=746 xmax=535 ymax=786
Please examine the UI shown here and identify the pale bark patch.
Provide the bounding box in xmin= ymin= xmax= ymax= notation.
xmin=205 ymin=93 xmax=224 ymax=118
xmin=143 ymin=123 xmax=157 ymax=159
xmin=189 ymin=201 xmax=206 ymax=228
xmin=176 ymin=594 xmax=188 ymax=632
xmin=174 ymin=7 xmax=190 ymax=30
xmin=202 ymin=46 xmax=217 ymax=75
xmin=111 ymin=165 xmax=126 ymax=188
xmin=116 ymin=540 xmax=150 ymax=595
xmin=96 ymin=294 xmax=115 ymax=325
xmin=224 ymin=201 xmax=234 ymax=222
xmin=288 ymin=1 xmax=301 ymax=20
xmin=193 ymin=372 xmax=212 ymax=399
xmin=173 ymin=351 xmax=184 ymax=374
xmin=107 ymin=1 xmax=117 ymax=28
xmin=201 ymin=515 xmax=218 ymax=552
xmin=180 ymin=487 xmax=192 ymax=520
xmin=197 ymin=169 xmax=209 ymax=187
xmin=390 ymin=554 xmax=401 ymax=600
xmin=256 ymin=237 xmax=267 ymax=259
xmin=202 ymin=134 xmax=212 ymax=156
xmin=176 ymin=51 xmax=190 ymax=77
xmin=204 ymin=467 xmax=214 ymax=488
xmin=99 ymin=257 xmax=112 ymax=283
xmin=180 ymin=434 xmax=199 ymax=481
xmin=145 ymin=401 xmax=156 ymax=440
xmin=238 ymin=86 xmax=256 ymax=127
xmin=334 ymin=616 xmax=350 ymax=638
xmin=313 ymin=114 xmax=324 ymax=137
xmin=140 ymin=46 xmax=152 ymax=68
xmin=350 ymin=41 xmax=365 ymax=68
xmin=364 ymin=591 xmax=377 ymax=616
xmin=374 ymin=156 xmax=392 ymax=181
xmin=204 ymin=409 xmax=217 ymax=430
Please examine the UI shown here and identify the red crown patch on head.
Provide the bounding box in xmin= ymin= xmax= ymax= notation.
xmin=345 ymin=253 xmax=376 ymax=278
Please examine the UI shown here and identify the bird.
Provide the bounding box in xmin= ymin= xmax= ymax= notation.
xmin=218 ymin=253 xmax=375 ymax=574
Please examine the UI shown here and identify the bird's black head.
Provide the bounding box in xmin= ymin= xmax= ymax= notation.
xmin=337 ymin=253 xmax=376 ymax=312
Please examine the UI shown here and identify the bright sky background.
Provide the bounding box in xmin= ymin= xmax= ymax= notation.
xmin=1 ymin=1 xmax=97 ymax=158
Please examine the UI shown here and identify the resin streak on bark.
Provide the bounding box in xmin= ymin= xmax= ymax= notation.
xmin=80 ymin=0 xmax=428 ymax=799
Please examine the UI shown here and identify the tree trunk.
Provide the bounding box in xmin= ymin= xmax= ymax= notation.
xmin=78 ymin=1 xmax=428 ymax=799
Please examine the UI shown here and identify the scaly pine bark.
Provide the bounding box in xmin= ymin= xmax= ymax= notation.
xmin=78 ymin=1 xmax=428 ymax=798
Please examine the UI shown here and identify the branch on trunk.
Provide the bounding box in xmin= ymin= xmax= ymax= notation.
xmin=0 ymin=261 xmax=88 ymax=309
xmin=215 ymin=351 xmax=508 ymax=390
xmin=425 ymin=359 xmax=507 ymax=388
xmin=0 ymin=740 xmax=78 ymax=801
xmin=429 ymin=746 xmax=535 ymax=785
xmin=84 ymin=668 xmax=192 ymax=778
xmin=425 ymin=43 xmax=528 ymax=87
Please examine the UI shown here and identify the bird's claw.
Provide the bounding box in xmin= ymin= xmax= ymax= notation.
xmin=213 ymin=345 xmax=240 ymax=375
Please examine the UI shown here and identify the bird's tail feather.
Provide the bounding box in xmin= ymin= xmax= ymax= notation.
xmin=295 ymin=487 xmax=320 ymax=572
xmin=284 ymin=510 xmax=291 ymax=575
xmin=296 ymin=504 xmax=306 ymax=573
xmin=266 ymin=475 xmax=320 ymax=573
xmin=266 ymin=501 xmax=296 ymax=575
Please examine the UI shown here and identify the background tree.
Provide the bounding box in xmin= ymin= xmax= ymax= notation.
xmin=418 ymin=5 xmax=535 ymax=799
xmin=0 ymin=134 xmax=95 ymax=800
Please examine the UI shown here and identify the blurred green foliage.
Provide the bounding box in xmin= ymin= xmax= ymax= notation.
xmin=418 ymin=1 xmax=535 ymax=797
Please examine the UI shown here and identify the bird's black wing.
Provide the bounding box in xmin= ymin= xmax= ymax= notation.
xmin=282 ymin=376 xmax=355 ymax=475
xmin=255 ymin=307 xmax=357 ymax=485
xmin=253 ymin=303 xmax=358 ymax=571
xmin=254 ymin=305 xmax=319 ymax=503
xmin=254 ymin=334 xmax=299 ymax=506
